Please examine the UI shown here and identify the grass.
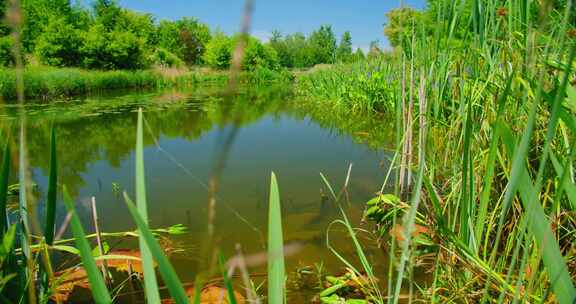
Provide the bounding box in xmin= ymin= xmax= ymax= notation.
xmin=297 ymin=0 xmax=576 ymax=303
xmin=0 ymin=66 xmax=295 ymax=101
xmin=0 ymin=67 xmax=228 ymax=100
xmin=267 ymin=172 xmax=285 ymax=304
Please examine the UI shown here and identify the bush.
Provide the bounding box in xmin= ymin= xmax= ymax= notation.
xmin=35 ymin=17 xmax=83 ymax=67
xmin=81 ymin=24 xmax=149 ymax=70
xmin=242 ymin=37 xmax=279 ymax=70
xmin=202 ymin=32 xmax=232 ymax=69
xmin=156 ymin=18 xmax=211 ymax=66
xmin=0 ymin=36 xmax=14 ymax=67
xmin=149 ymin=48 xmax=185 ymax=68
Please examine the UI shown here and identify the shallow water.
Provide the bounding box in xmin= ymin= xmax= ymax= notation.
xmin=0 ymin=85 xmax=397 ymax=302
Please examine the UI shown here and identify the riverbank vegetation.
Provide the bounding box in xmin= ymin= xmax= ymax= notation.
xmin=0 ymin=0 xmax=361 ymax=71
xmin=0 ymin=0 xmax=364 ymax=100
xmin=298 ymin=0 xmax=576 ymax=303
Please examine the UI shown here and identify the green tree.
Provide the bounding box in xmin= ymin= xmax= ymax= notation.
xmin=352 ymin=47 xmax=365 ymax=62
xmin=21 ymin=0 xmax=74 ymax=52
xmin=241 ymin=36 xmax=279 ymax=70
xmin=156 ymin=18 xmax=211 ymax=66
xmin=202 ymin=32 xmax=232 ymax=69
xmin=81 ymin=23 xmax=148 ymax=69
xmin=269 ymin=30 xmax=292 ymax=67
xmin=35 ymin=17 xmax=83 ymax=66
xmin=308 ymin=25 xmax=336 ymax=64
xmin=383 ymin=7 xmax=423 ymax=49
xmin=336 ymin=31 xmax=353 ymax=63
xmin=80 ymin=0 xmax=152 ymax=69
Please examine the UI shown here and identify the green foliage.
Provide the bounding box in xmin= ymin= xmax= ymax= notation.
xmin=149 ymin=48 xmax=184 ymax=68
xmin=81 ymin=11 xmax=150 ymax=70
xmin=35 ymin=17 xmax=83 ymax=67
xmin=297 ymin=58 xmax=394 ymax=112
xmin=269 ymin=26 xmax=343 ymax=68
xmin=383 ymin=7 xmax=428 ymax=49
xmin=0 ymin=36 xmax=13 ymax=67
xmin=336 ymin=31 xmax=353 ymax=63
xmin=202 ymin=32 xmax=232 ymax=69
xmin=156 ymin=18 xmax=211 ymax=66
xmin=0 ymin=67 xmax=224 ymax=99
xmin=267 ymin=172 xmax=285 ymax=304
xmin=135 ymin=109 xmax=161 ymax=303
xmin=308 ymin=25 xmax=337 ymax=64
xmin=241 ymin=36 xmax=279 ymax=70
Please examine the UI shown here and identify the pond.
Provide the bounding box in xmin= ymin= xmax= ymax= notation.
xmin=0 ymin=84 xmax=397 ymax=302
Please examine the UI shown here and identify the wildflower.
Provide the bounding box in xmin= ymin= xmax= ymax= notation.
xmin=497 ymin=7 xmax=507 ymax=18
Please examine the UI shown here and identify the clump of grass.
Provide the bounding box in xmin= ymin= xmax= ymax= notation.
xmin=0 ymin=67 xmax=230 ymax=100
xmin=298 ymin=0 xmax=576 ymax=303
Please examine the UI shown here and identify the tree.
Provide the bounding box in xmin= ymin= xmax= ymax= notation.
xmin=269 ymin=30 xmax=292 ymax=67
xmin=241 ymin=36 xmax=279 ymax=70
xmin=202 ymin=32 xmax=232 ymax=69
xmin=81 ymin=23 xmax=148 ymax=69
xmin=383 ymin=7 xmax=423 ymax=49
xmin=308 ymin=25 xmax=336 ymax=64
xmin=352 ymin=48 xmax=365 ymax=62
xmin=21 ymin=0 xmax=74 ymax=52
xmin=368 ymin=40 xmax=382 ymax=59
xmin=336 ymin=31 xmax=353 ymax=63
xmin=156 ymin=18 xmax=211 ymax=66
xmin=35 ymin=17 xmax=83 ymax=66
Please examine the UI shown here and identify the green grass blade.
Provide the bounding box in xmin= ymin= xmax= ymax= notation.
xmin=45 ymin=126 xmax=57 ymax=245
xmin=550 ymin=152 xmax=576 ymax=211
xmin=219 ymin=253 xmax=237 ymax=304
xmin=319 ymin=172 xmax=338 ymax=201
xmin=501 ymin=125 xmax=576 ymax=303
xmin=123 ymin=192 xmax=189 ymax=304
xmin=62 ymin=186 xmax=112 ymax=304
xmin=0 ymin=141 xmax=10 ymax=239
xmin=267 ymin=172 xmax=285 ymax=304
xmin=135 ymin=108 xmax=161 ymax=303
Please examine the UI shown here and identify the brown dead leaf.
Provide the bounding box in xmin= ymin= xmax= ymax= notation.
xmin=162 ymin=285 xmax=246 ymax=304
xmin=389 ymin=224 xmax=429 ymax=242
xmin=97 ymin=249 xmax=153 ymax=274
xmin=51 ymin=267 xmax=90 ymax=302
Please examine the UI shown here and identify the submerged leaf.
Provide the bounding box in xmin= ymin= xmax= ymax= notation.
xmin=161 ymin=286 xmax=245 ymax=304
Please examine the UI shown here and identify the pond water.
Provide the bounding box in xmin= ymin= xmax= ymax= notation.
xmin=0 ymin=84 xmax=397 ymax=302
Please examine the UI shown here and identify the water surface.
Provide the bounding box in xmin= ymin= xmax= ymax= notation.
xmin=0 ymin=85 xmax=396 ymax=302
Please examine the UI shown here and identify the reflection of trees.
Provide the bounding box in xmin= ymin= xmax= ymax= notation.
xmin=0 ymin=85 xmax=393 ymax=196
xmin=0 ymin=87 xmax=292 ymax=195
xmin=286 ymin=101 xmax=395 ymax=150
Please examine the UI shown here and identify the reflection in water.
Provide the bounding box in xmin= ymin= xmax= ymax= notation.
xmin=0 ymin=85 xmax=396 ymax=301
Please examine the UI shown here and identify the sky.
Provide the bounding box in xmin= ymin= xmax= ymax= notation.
xmin=114 ymin=0 xmax=427 ymax=52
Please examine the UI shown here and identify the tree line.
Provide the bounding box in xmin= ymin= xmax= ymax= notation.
xmin=0 ymin=0 xmax=364 ymax=71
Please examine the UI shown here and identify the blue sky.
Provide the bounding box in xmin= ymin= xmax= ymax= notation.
xmin=114 ymin=0 xmax=427 ymax=51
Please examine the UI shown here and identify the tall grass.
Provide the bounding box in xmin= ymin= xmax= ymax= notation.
xmin=299 ymin=0 xmax=576 ymax=302
xmin=0 ymin=67 xmax=229 ymax=100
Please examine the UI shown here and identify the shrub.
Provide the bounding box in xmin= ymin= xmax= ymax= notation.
xmin=149 ymin=48 xmax=185 ymax=68
xmin=242 ymin=37 xmax=279 ymax=70
xmin=0 ymin=36 xmax=14 ymax=67
xmin=81 ymin=24 xmax=149 ymax=70
xmin=35 ymin=17 xmax=83 ymax=67
xmin=202 ymin=32 xmax=232 ymax=69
